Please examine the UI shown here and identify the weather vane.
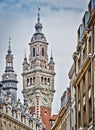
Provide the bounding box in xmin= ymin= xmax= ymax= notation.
xmin=8 ymin=37 xmax=11 ymax=50
xmin=9 ymin=37 xmax=11 ymax=44
xmin=38 ymin=7 xmax=41 ymax=23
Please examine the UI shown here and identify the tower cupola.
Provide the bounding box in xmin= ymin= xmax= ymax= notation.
xmin=30 ymin=8 xmax=47 ymax=43
xmin=5 ymin=38 xmax=14 ymax=72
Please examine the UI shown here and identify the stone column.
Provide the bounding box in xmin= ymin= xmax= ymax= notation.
xmin=73 ymin=52 xmax=79 ymax=76
xmin=85 ymin=70 xmax=89 ymax=125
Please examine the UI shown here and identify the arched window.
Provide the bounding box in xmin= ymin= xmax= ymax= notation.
xmin=42 ymin=47 xmax=44 ymax=57
xmin=27 ymin=78 xmax=29 ymax=86
xmin=45 ymin=77 xmax=47 ymax=85
xmin=41 ymin=77 xmax=43 ymax=83
xmin=30 ymin=78 xmax=32 ymax=85
xmin=33 ymin=77 xmax=35 ymax=84
xmin=48 ymin=78 xmax=50 ymax=85
xmin=33 ymin=48 xmax=35 ymax=57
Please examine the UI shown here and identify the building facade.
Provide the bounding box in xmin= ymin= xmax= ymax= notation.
xmin=22 ymin=10 xmax=55 ymax=130
xmin=72 ymin=0 xmax=95 ymax=129
xmin=51 ymin=0 xmax=95 ymax=130
xmin=0 ymin=87 xmax=45 ymax=130
xmin=68 ymin=64 xmax=76 ymax=130
xmin=51 ymin=88 xmax=71 ymax=130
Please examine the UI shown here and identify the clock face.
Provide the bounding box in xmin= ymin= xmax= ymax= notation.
xmin=6 ymin=74 xmax=9 ymax=79
xmin=43 ymin=96 xmax=48 ymax=105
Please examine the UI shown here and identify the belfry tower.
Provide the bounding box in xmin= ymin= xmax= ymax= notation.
xmin=2 ymin=38 xmax=18 ymax=104
xmin=22 ymin=9 xmax=55 ymax=130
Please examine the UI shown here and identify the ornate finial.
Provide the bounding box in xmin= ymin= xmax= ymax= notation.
xmin=9 ymin=37 xmax=11 ymax=48
xmin=38 ymin=7 xmax=40 ymax=23
xmin=50 ymin=49 xmax=55 ymax=64
xmin=24 ymin=50 xmax=27 ymax=61
xmin=51 ymin=50 xmax=53 ymax=59
xmin=8 ymin=37 xmax=12 ymax=53
xmin=23 ymin=49 xmax=28 ymax=65
xmin=35 ymin=7 xmax=42 ymax=34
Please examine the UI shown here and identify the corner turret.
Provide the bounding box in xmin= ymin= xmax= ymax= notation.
xmin=1 ymin=38 xmax=18 ymax=104
xmin=23 ymin=52 xmax=29 ymax=71
xmin=49 ymin=51 xmax=55 ymax=70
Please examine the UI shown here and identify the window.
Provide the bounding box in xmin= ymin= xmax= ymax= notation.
xmin=92 ymin=0 xmax=95 ymax=10
xmin=88 ymin=37 xmax=91 ymax=54
xmin=30 ymin=78 xmax=32 ymax=85
xmin=80 ymin=25 xmax=83 ymax=42
xmin=48 ymin=78 xmax=50 ymax=85
xmin=78 ymin=24 xmax=83 ymax=43
xmin=27 ymin=79 xmax=29 ymax=86
xmin=41 ymin=77 xmax=43 ymax=83
xmin=45 ymin=77 xmax=47 ymax=85
xmin=33 ymin=48 xmax=35 ymax=57
xmin=33 ymin=77 xmax=35 ymax=84
xmin=85 ymin=12 xmax=88 ymax=30
xmin=42 ymin=47 xmax=44 ymax=57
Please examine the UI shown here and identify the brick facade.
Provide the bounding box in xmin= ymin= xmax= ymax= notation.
xmin=40 ymin=107 xmax=51 ymax=130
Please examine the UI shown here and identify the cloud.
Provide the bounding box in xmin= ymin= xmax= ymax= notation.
xmin=0 ymin=0 xmax=89 ymax=14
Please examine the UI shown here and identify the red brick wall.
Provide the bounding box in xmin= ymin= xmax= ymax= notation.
xmin=40 ymin=106 xmax=51 ymax=130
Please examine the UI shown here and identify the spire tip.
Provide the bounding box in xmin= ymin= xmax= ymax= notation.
xmin=8 ymin=37 xmax=11 ymax=53
xmin=38 ymin=7 xmax=41 ymax=23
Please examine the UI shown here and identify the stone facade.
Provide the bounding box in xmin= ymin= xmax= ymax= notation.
xmin=0 ymin=88 xmax=45 ymax=130
xmin=68 ymin=63 xmax=76 ymax=130
xmin=51 ymin=0 xmax=95 ymax=130
xmin=72 ymin=0 xmax=95 ymax=129
xmin=51 ymin=88 xmax=71 ymax=130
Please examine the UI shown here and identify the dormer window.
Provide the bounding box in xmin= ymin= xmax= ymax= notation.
xmin=42 ymin=47 xmax=44 ymax=57
xmin=92 ymin=0 xmax=95 ymax=10
xmin=33 ymin=47 xmax=36 ymax=57
xmin=83 ymin=12 xmax=88 ymax=31
xmin=77 ymin=24 xmax=83 ymax=44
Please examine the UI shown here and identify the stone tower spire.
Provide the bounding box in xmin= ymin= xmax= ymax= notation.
xmin=22 ymin=9 xmax=55 ymax=130
xmin=2 ymin=38 xmax=18 ymax=104
xmin=49 ymin=50 xmax=55 ymax=70
xmin=23 ymin=51 xmax=29 ymax=71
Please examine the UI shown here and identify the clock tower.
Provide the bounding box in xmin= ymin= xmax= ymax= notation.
xmin=22 ymin=9 xmax=55 ymax=130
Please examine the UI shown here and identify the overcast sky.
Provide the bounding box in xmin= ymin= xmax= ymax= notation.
xmin=0 ymin=0 xmax=89 ymax=114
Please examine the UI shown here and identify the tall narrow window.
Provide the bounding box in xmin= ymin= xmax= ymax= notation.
xmin=92 ymin=0 xmax=95 ymax=10
xmin=33 ymin=77 xmax=35 ymax=84
xmin=42 ymin=47 xmax=44 ymax=57
xmin=27 ymin=78 xmax=29 ymax=86
xmin=45 ymin=77 xmax=47 ymax=85
xmin=48 ymin=78 xmax=50 ymax=85
xmin=41 ymin=77 xmax=43 ymax=83
xmin=30 ymin=78 xmax=32 ymax=85
xmin=33 ymin=48 xmax=35 ymax=57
